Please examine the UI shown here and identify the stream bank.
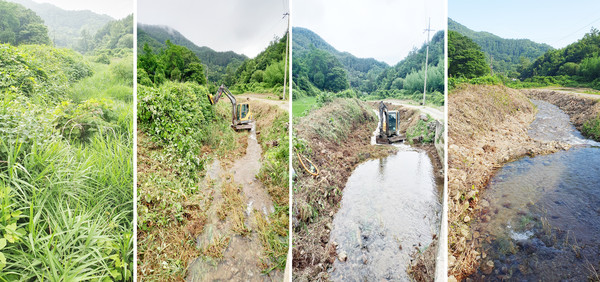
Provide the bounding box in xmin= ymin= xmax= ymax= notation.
xmin=447 ymin=85 xmax=571 ymax=280
xmin=468 ymin=99 xmax=600 ymax=280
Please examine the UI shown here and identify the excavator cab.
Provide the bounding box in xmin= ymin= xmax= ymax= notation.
xmin=376 ymin=102 xmax=405 ymax=144
xmin=236 ymin=103 xmax=252 ymax=123
xmin=207 ymin=84 xmax=254 ymax=131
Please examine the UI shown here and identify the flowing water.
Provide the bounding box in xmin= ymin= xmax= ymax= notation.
xmin=328 ymin=144 xmax=442 ymax=281
xmin=470 ymin=100 xmax=600 ymax=280
xmin=187 ymin=125 xmax=281 ymax=281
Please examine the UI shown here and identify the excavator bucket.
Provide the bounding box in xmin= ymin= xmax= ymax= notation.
xmin=232 ymin=123 xmax=253 ymax=131
xmin=207 ymin=93 xmax=215 ymax=105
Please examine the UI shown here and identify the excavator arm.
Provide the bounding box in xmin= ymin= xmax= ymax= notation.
xmin=207 ymin=84 xmax=253 ymax=130
xmin=208 ymin=84 xmax=238 ymax=126
xmin=378 ymin=101 xmax=388 ymax=136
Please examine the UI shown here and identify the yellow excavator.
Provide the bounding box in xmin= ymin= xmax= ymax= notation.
xmin=376 ymin=101 xmax=405 ymax=144
xmin=207 ymin=84 xmax=253 ymax=131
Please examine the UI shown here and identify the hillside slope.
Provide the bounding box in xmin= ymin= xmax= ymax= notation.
xmin=137 ymin=24 xmax=247 ymax=83
xmin=449 ymin=18 xmax=552 ymax=76
xmin=7 ymin=0 xmax=112 ymax=48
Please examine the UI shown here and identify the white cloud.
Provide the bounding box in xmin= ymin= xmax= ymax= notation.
xmin=138 ymin=0 xmax=289 ymax=58
xmin=293 ymin=0 xmax=445 ymax=65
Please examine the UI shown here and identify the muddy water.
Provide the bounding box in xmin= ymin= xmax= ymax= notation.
xmin=471 ymin=100 xmax=600 ymax=280
xmin=186 ymin=125 xmax=281 ymax=281
xmin=328 ymin=144 xmax=442 ymax=281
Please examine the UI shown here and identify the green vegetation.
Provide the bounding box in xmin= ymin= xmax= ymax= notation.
xmin=520 ymin=28 xmax=600 ymax=89
xmin=449 ymin=18 xmax=553 ymax=77
xmin=137 ymin=24 xmax=289 ymax=97
xmin=137 ymin=24 xmax=247 ymax=84
xmin=77 ymin=14 xmax=133 ymax=54
xmin=448 ymin=30 xmax=489 ymax=79
xmin=229 ymin=34 xmax=289 ymax=96
xmin=292 ymin=27 xmax=445 ymax=107
xmin=582 ymin=116 xmax=600 ymax=140
xmin=8 ymin=0 xmax=113 ymax=49
xmin=0 ymin=43 xmax=132 ymax=281
xmin=450 ymin=21 xmax=600 ymax=91
xmin=138 ymin=41 xmax=206 ymax=86
xmin=137 ymin=28 xmax=289 ymax=278
xmin=406 ymin=116 xmax=436 ymax=144
xmin=292 ymin=96 xmax=317 ymax=117
xmin=0 ymin=0 xmax=50 ymax=45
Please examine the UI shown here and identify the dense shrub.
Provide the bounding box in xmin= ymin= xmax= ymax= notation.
xmin=137 ymin=82 xmax=213 ymax=175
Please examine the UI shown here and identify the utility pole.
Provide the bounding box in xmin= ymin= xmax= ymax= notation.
xmin=422 ymin=18 xmax=434 ymax=106
xmin=282 ymin=12 xmax=290 ymax=101
xmin=490 ymin=55 xmax=494 ymax=76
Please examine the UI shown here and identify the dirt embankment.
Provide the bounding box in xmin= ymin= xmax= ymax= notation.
xmin=292 ymin=98 xmax=395 ymax=281
xmin=447 ymin=85 xmax=570 ymax=280
xmin=525 ymin=89 xmax=600 ymax=139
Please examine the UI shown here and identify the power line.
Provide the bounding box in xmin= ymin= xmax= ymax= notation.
xmin=553 ymin=14 xmax=600 ymax=45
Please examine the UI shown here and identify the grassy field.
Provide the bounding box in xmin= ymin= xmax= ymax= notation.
xmin=292 ymin=96 xmax=317 ymax=117
xmin=0 ymin=44 xmax=133 ymax=280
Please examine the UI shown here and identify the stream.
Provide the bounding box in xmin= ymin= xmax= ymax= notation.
xmin=186 ymin=125 xmax=281 ymax=282
xmin=328 ymin=142 xmax=442 ymax=281
xmin=470 ymin=100 xmax=600 ymax=280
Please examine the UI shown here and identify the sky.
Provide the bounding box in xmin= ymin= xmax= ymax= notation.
xmin=31 ymin=0 xmax=133 ymax=19
xmin=293 ymin=0 xmax=445 ymax=66
xmin=138 ymin=0 xmax=289 ymax=58
xmin=450 ymin=0 xmax=600 ymax=49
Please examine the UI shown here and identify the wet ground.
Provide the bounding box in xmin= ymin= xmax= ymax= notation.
xmin=186 ymin=126 xmax=282 ymax=281
xmin=328 ymin=144 xmax=442 ymax=281
xmin=470 ymin=100 xmax=600 ymax=280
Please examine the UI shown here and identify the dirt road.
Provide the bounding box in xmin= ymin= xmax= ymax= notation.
xmin=380 ymin=99 xmax=444 ymax=121
xmin=237 ymin=93 xmax=289 ymax=111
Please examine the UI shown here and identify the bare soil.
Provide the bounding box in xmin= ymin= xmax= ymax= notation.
xmin=447 ymin=85 xmax=572 ymax=280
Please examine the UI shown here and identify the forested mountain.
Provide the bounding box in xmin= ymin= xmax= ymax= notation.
xmin=449 ymin=18 xmax=552 ymax=77
xmin=293 ymin=27 xmax=389 ymax=92
xmin=137 ymin=24 xmax=247 ymax=83
xmin=521 ymin=28 xmax=600 ymax=84
xmin=7 ymin=0 xmax=112 ymax=48
xmin=232 ymin=33 xmax=288 ymax=92
xmin=78 ymin=14 xmax=133 ymax=53
xmin=292 ymin=26 xmax=443 ymax=105
xmin=0 ymin=0 xmax=51 ymax=45
xmin=376 ymin=30 xmax=444 ymax=93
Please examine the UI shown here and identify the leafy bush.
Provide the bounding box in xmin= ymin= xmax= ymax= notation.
xmin=52 ymin=98 xmax=118 ymax=142
xmin=138 ymin=82 xmax=214 ymax=176
xmin=582 ymin=116 xmax=600 ymax=141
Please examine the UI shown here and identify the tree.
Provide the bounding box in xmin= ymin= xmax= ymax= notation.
xmin=448 ymin=30 xmax=488 ymax=78
xmin=0 ymin=1 xmax=50 ymax=45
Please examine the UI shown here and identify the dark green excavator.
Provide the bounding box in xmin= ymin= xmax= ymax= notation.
xmin=376 ymin=101 xmax=405 ymax=144
xmin=207 ymin=84 xmax=253 ymax=131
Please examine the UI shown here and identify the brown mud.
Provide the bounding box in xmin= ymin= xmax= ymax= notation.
xmin=186 ymin=101 xmax=285 ymax=281
xmin=186 ymin=125 xmax=282 ymax=281
xmin=447 ymin=85 xmax=572 ymax=280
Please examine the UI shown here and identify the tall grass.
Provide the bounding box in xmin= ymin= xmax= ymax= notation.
xmin=0 ymin=49 xmax=133 ymax=280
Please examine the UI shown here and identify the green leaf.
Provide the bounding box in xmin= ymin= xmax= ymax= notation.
xmin=0 ymin=252 xmax=5 ymax=270
xmin=0 ymin=238 xmax=6 ymax=249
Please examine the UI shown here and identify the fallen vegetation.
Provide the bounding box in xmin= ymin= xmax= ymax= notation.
xmin=447 ymin=85 xmax=570 ymax=280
